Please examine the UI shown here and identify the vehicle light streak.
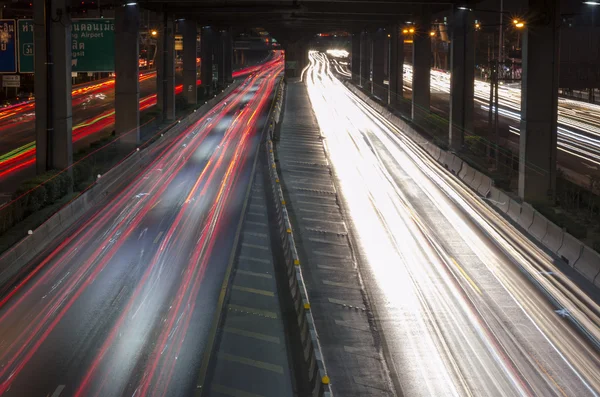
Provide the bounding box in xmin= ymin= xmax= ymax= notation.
xmin=0 ymin=51 xmax=282 ymax=396
xmin=310 ymin=51 xmax=600 ymax=396
xmin=0 ymin=59 xmax=276 ymax=182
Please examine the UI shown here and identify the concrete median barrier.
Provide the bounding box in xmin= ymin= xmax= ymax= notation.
xmin=450 ymin=156 xmax=463 ymax=175
xmin=528 ymin=211 xmax=549 ymax=242
xmin=507 ymin=199 xmax=522 ymax=223
xmin=439 ymin=151 xmax=452 ymax=169
xmin=518 ymin=203 xmax=535 ymax=230
xmin=477 ymin=175 xmax=492 ymax=197
xmin=542 ymin=222 xmax=564 ymax=254
xmin=495 ymin=189 xmax=511 ymax=213
xmin=469 ymin=171 xmax=484 ymax=192
xmin=573 ymin=247 xmax=600 ymax=283
xmin=557 ymin=233 xmax=584 ymax=267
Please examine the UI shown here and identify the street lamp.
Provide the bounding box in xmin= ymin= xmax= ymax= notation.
xmin=151 ymin=30 xmax=158 ymax=37
xmin=430 ymin=31 xmax=436 ymax=37
xmin=513 ymin=19 xmax=525 ymax=28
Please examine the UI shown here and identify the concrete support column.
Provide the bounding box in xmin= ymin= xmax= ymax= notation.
xmin=284 ymin=41 xmax=308 ymax=78
xmin=351 ymin=32 xmax=361 ymax=84
xmin=157 ymin=14 xmax=175 ymax=120
xmin=412 ymin=17 xmax=431 ymax=121
xmin=182 ymin=20 xmax=198 ymax=106
xmin=360 ymin=31 xmax=370 ymax=88
xmin=518 ymin=0 xmax=560 ymax=204
xmin=34 ymin=0 xmax=73 ymax=173
xmin=201 ymin=26 xmax=215 ymax=96
xmin=372 ymin=29 xmax=386 ymax=99
xmin=388 ymin=24 xmax=404 ymax=106
xmin=115 ymin=4 xmax=140 ymax=146
xmin=449 ymin=7 xmax=475 ymax=151
xmin=216 ymin=30 xmax=229 ymax=86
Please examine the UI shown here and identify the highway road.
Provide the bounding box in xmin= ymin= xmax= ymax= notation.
xmin=0 ymin=54 xmax=283 ymax=396
xmin=332 ymin=59 xmax=600 ymax=181
xmin=309 ymin=51 xmax=600 ymax=396
xmin=0 ymin=62 xmax=268 ymax=187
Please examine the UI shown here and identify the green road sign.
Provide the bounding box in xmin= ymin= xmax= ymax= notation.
xmin=71 ymin=18 xmax=114 ymax=72
xmin=18 ymin=20 xmax=34 ymax=73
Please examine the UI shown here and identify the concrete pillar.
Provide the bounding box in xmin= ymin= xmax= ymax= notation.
xmin=115 ymin=4 xmax=140 ymax=146
xmin=388 ymin=24 xmax=404 ymax=106
xmin=372 ymin=29 xmax=386 ymax=99
xmin=360 ymin=31 xmax=370 ymax=88
xmin=157 ymin=14 xmax=175 ymax=120
xmin=34 ymin=1 xmax=48 ymax=173
xmin=201 ymin=26 xmax=215 ymax=96
xmin=449 ymin=7 xmax=474 ymax=151
xmin=351 ymin=32 xmax=361 ymax=83
xmin=34 ymin=0 xmax=73 ymax=173
xmin=518 ymin=0 xmax=560 ymax=204
xmin=284 ymin=41 xmax=308 ymax=78
xmin=412 ymin=18 xmax=431 ymax=121
xmin=183 ymin=20 xmax=198 ymax=106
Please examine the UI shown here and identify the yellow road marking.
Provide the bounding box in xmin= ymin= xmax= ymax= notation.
xmin=211 ymin=384 xmax=265 ymax=397
xmin=236 ymin=269 xmax=272 ymax=279
xmin=153 ymin=231 xmax=164 ymax=244
xmin=451 ymin=257 xmax=482 ymax=295
xmin=531 ymin=355 xmax=569 ymax=397
xmin=223 ymin=326 xmax=280 ymax=344
xmin=219 ymin=353 xmax=283 ymax=374
xmin=233 ymin=285 xmax=274 ymax=297
xmin=227 ymin=304 xmax=278 ymax=319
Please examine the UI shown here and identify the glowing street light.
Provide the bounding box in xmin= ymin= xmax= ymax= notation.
xmin=402 ymin=28 xmax=409 ymax=34
xmin=151 ymin=30 xmax=158 ymax=37
xmin=513 ymin=19 xmax=525 ymax=28
xmin=408 ymin=27 xmax=415 ymax=34
xmin=429 ymin=31 xmax=436 ymax=37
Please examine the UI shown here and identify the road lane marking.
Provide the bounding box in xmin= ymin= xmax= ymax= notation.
xmin=323 ymin=280 xmax=361 ymax=290
xmin=328 ymin=298 xmax=365 ymax=310
xmin=236 ymin=269 xmax=273 ymax=279
xmin=227 ymin=304 xmax=278 ymax=319
xmin=334 ymin=319 xmax=369 ymax=332
xmin=233 ymin=285 xmax=275 ymax=297
xmin=224 ymin=327 xmax=280 ymax=344
xmin=302 ymin=217 xmax=345 ymax=224
xmin=239 ymin=256 xmax=271 ymax=264
xmin=313 ymin=250 xmax=350 ymax=259
xmin=246 ymin=221 xmax=268 ymax=227
xmin=242 ymin=243 xmax=269 ymax=251
xmin=298 ymin=200 xmax=338 ymax=208
xmin=248 ymin=211 xmax=264 ymax=216
xmin=50 ymin=385 xmax=66 ymax=397
xmin=317 ymin=264 xmax=343 ymax=271
xmin=211 ymin=384 xmax=265 ymax=397
xmin=309 ymin=237 xmax=347 ymax=246
xmin=243 ymin=231 xmax=268 ymax=238
xmin=450 ymin=257 xmax=482 ymax=295
xmin=219 ymin=353 xmax=283 ymax=374
xmin=153 ymin=231 xmax=164 ymax=244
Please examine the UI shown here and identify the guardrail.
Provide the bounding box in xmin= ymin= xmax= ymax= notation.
xmin=344 ymin=81 xmax=600 ymax=289
xmin=0 ymin=81 xmax=242 ymax=288
xmin=266 ymin=81 xmax=332 ymax=396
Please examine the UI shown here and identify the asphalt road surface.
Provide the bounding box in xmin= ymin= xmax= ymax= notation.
xmin=0 ymin=54 xmax=283 ymax=397
xmin=310 ymin=51 xmax=600 ymax=397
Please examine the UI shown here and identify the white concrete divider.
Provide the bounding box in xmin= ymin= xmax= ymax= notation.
xmin=439 ymin=151 xmax=452 ymax=169
xmin=507 ymin=199 xmax=522 ymax=223
xmin=477 ymin=175 xmax=492 ymax=197
xmin=495 ymin=188 xmax=511 ymax=213
xmin=518 ymin=203 xmax=535 ymax=230
xmin=428 ymin=145 xmax=442 ymax=161
xmin=450 ymin=155 xmax=463 ymax=175
xmin=542 ymin=222 xmax=565 ymax=254
xmin=528 ymin=211 xmax=549 ymax=242
xmin=573 ymin=247 xmax=600 ymax=283
xmin=469 ymin=170 xmax=484 ymax=192
xmin=557 ymin=233 xmax=584 ymax=267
